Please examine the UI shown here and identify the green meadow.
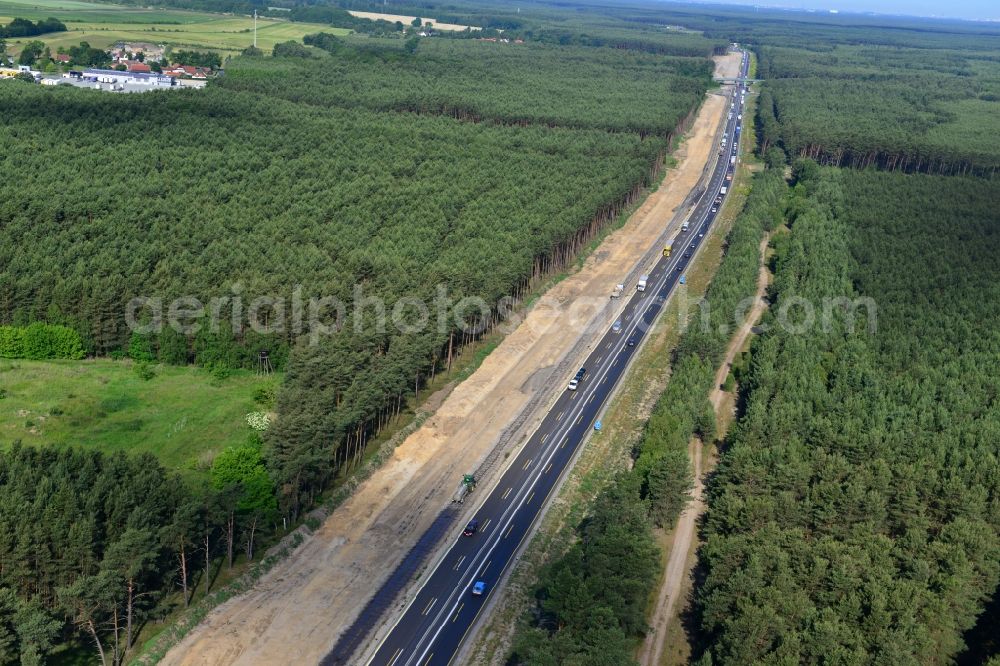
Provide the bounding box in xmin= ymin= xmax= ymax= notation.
xmin=0 ymin=359 xmax=280 ymax=480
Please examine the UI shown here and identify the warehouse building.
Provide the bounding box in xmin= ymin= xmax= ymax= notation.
xmin=82 ymin=69 xmax=174 ymax=87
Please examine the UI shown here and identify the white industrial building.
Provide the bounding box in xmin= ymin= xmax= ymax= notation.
xmin=81 ymin=69 xmax=174 ymax=87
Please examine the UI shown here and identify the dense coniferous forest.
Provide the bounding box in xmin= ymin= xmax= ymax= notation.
xmin=695 ymin=166 xmax=1000 ymax=663
xmin=218 ymin=38 xmax=713 ymax=136
xmin=753 ymin=41 xmax=1000 ymax=176
xmin=0 ymin=440 xmax=274 ymax=664
xmin=0 ymin=80 xmax=663 ymax=356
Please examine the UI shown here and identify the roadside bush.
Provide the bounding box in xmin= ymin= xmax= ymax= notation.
xmin=0 ymin=323 xmax=85 ymax=360
xmin=253 ymin=385 xmax=276 ymax=408
xmin=129 ymin=332 xmax=156 ymax=362
xmin=134 ymin=361 xmax=156 ymax=381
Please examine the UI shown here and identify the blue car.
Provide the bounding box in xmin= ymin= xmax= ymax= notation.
xmin=472 ymin=580 xmax=486 ymax=596
xmin=680 ymin=275 xmax=687 ymax=285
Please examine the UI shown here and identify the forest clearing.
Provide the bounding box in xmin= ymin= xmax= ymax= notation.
xmin=0 ymin=359 xmax=276 ymax=479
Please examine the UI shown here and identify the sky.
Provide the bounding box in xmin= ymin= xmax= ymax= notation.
xmin=707 ymin=0 xmax=999 ymax=21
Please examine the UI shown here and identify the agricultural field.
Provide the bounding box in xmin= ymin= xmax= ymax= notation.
xmin=0 ymin=0 xmax=344 ymax=55
xmin=0 ymin=359 xmax=277 ymax=478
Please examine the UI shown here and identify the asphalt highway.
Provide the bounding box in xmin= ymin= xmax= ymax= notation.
xmin=364 ymin=51 xmax=750 ymax=666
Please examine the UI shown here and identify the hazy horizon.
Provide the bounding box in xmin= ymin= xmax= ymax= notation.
xmin=700 ymin=0 xmax=999 ymax=21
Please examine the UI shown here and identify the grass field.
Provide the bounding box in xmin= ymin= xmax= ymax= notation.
xmin=0 ymin=0 xmax=347 ymax=55
xmin=0 ymin=359 xmax=280 ymax=479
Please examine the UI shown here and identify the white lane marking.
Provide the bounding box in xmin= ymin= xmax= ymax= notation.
xmin=422 ymin=597 xmax=437 ymax=616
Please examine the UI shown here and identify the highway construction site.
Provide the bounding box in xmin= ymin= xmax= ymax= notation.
xmin=159 ymin=52 xmax=744 ymax=666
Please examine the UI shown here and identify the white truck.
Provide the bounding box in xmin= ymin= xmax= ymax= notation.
xmin=720 ymin=186 xmax=728 ymax=195
xmin=730 ymin=155 xmax=737 ymax=165
xmin=611 ymin=283 xmax=624 ymax=298
xmin=637 ymin=275 xmax=648 ymax=292
xmin=681 ymin=220 xmax=689 ymax=232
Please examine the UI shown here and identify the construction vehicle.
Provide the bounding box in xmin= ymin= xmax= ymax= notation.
xmin=451 ymin=474 xmax=477 ymax=503
xmin=611 ymin=283 xmax=624 ymax=298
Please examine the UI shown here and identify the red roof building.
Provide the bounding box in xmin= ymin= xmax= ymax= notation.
xmin=126 ymin=61 xmax=151 ymax=73
xmin=164 ymin=64 xmax=209 ymax=79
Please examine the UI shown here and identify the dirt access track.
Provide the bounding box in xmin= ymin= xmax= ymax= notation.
xmin=638 ymin=230 xmax=771 ymax=666
xmin=161 ymin=53 xmax=741 ymax=666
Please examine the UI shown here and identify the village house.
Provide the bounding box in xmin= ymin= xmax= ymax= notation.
xmin=163 ymin=64 xmax=210 ymax=79
xmin=110 ymin=42 xmax=166 ymax=63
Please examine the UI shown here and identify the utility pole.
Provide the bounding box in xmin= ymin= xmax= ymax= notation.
xmin=253 ymin=9 xmax=258 ymax=48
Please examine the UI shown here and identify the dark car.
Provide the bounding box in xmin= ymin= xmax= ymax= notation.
xmin=684 ymin=251 xmax=691 ymax=258
xmin=463 ymin=519 xmax=479 ymax=536
xmin=576 ymin=367 xmax=586 ymax=380
xmin=677 ymin=265 xmax=683 ymax=271
xmin=690 ymin=243 xmax=696 ymax=249
xmin=627 ymin=337 xmax=636 ymax=347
